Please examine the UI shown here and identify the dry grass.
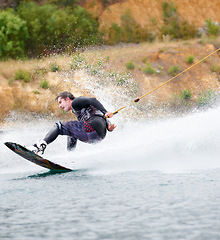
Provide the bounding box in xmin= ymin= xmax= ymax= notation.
xmin=0 ymin=38 xmax=220 ymax=122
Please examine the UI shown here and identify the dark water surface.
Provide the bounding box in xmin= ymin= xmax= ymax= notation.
xmin=1 ymin=106 xmax=220 ymax=239
xmin=1 ymin=170 xmax=220 ymax=240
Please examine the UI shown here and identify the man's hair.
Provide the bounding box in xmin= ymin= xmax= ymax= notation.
xmin=56 ymin=91 xmax=75 ymax=101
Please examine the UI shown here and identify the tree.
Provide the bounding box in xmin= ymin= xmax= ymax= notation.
xmin=0 ymin=10 xmax=28 ymax=59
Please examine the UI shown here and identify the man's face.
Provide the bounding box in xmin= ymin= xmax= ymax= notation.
xmin=57 ymin=97 xmax=72 ymax=112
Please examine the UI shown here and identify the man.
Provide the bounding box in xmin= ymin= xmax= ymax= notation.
xmin=29 ymin=91 xmax=116 ymax=154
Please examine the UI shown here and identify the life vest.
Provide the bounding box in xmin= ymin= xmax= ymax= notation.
xmin=72 ymin=105 xmax=104 ymax=122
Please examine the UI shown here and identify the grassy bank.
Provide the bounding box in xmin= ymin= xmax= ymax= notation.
xmin=0 ymin=38 xmax=220 ymax=125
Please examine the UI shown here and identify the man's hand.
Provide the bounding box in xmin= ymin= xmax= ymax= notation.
xmin=105 ymin=112 xmax=114 ymax=118
xmin=105 ymin=112 xmax=116 ymax=131
xmin=107 ymin=122 xmax=117 ymax=132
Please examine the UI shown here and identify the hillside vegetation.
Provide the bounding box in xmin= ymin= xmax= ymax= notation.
xmin=0 ymin=0 xmax=220 ymax=124
xmin=0 ymin=39 xmax=220 ymax=124
xmin=0 ymin=0 xmax=220 ymax=59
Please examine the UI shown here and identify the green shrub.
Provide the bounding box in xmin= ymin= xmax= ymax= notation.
xmin=107 ymin=23 xmax=122 ymax=44
xmin=17 ymin=2 xmax=100 ymax=56
xmin=142 ymin=57 xmax=148 ymax=63
xmin=205 ymin=19 xmax=220 ymax=37
xmin=115 ymin=74 xmax=130 ymax=86
xmin=70 ymin=6 xmax=101 ymax=47
xmin=168 ymin=92 xmax=193 ymax=112
xmin=73 ymin=53 xmax=86 ymax=63
xmin=15 ymin=69 xmax=31 ymax=82
xmin=108 ymin=72 xmax=117 ymax=78
xmin=35 ymin=67 xmax=47 ymax=76
xmin=50 ymin=64 xmax=59 ymax=72
xmin=197 ymin=89 xmax=217 ymax=107
xmin=90 ymin=68 xmax=99 ymax=76
xmin=71 ymin=53 xmax=87 ymax=69
xmin=168 ymin=65 xmax=181 ymax=76
xmin=211 ymin=65 xmax=220 ymax=74
xmin=97 ymin=60 xmax=103 ymax=67
xmin=106 ymin=10 xmax=152 ymax=44
xmin=186 ymin=55 xmax=194 ymax=64
xmin=178 ymin=20 xmax=198 ymax=40
xmin=47 ymin=0 xmax=79 ymax=8
xmin=143 ymin=66 xmax=156 ymax=74
xmin=181 ymin=90 xmax=192 ymax=100
xmin=143 ymin=63 xmax=157 ymax=74
xmin=126 ymin=62 xmax=135 ymax=70
xmin=8 ymin=77 xmax=14 ymax=85
xmin=0 ymin=10 xmax=28 ymax=60
xmin=18 ymin=2 xmax=58 ymax=55
xmin=160 ymin=2 xmax=197 ymax=40
xmin=40 ymin=80 xmax=49 ymax=89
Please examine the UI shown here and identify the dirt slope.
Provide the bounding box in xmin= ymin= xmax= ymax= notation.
xmin=84 ymin=0 xmax=220 ymax=29
xmin=0 ymin=40 xmax=220 ymax=123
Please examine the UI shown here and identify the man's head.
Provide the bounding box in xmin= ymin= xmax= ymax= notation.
xmin=56 ymin=91 xmax=75 ymax=112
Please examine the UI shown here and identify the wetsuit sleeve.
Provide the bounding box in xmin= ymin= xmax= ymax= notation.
xmin=72 ymin=97 xmax=107 ymax=114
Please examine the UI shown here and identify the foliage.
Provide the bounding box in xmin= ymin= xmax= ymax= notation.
xmin=0 ymin=10 xmax=28 ymax=60
xmin=106 ymin=10 xmax=152 ymax=44
xmin=168 ymin=65 xmax=181 ymax=76
xmin=107 ymin=23 xmax=122 ymax=44
xmin=15 ymin=69 xmax=31 ymax=82
xmin=115 ymin=73 xmax=130 ymax=86
xmin=18 ymin=2 xmax=59 ymax=55
xmin=205 ymin=19 xmax=220 ymax=37
xmin=33 ymin=90 xmax=40 ymax=94
xmin=161 ymin=2 xmax=197 ymax=40
xmin=8 ymin=77 xmax=14 ymax=85
xmin=105 ymin=1 xmax=198 ymax=44
xmin=40 ymin=79 xmax=49 ymax=89
xmin=168 ymin=90 xmax=194 ymax=113
xmin=70 ymin=6 xmax=101 ymax=47
xmin=211 ymin=65 xmax=220 ymax=74
xmin=16 ymin=1 xmax=100 ymax=56
xmin=47 ymin=0 xmax=79 ymax=8
xmin=35 ymin=67 xmax=47 ymax=76
xmin=0 ymin=1 xmax=204 ymax=58
xmin=197 ymin=89 xmax=217 ymax=107
xmin=71 ymin=53 xmax=87 ymax=69
xmin=126 ymin=62 xmax=135 ymax=70
xmin=143 ymin=62 xmax=157 ymax=74
xmin=186 ymin=55 xmax=194 ymax=64
xmin=181 ymin=89 xmax=192 ymax=100
xmin=50 ymin=64 xmax=59 ymax=72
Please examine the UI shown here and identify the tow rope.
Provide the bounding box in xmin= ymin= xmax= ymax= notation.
xmin=110 ymin=47 xmax=220 ymax=116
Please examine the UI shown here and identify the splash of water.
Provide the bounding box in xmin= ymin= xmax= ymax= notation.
xmin=1 ymin=104 xmax=220 ymax=174
xmin=1 ymin=54 xmax=220 ymax=174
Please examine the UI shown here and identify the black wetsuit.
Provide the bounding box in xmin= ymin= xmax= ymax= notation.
xmin=71 ymin=97 xmax=108 ymax=139
xmin=43 ymin=97 xmax=109 ymax=150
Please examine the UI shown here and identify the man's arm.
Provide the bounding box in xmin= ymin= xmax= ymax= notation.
xmin=72 ymin=97 xmax=107 ymax=114
xmin=72 ymin=96 xmax=117 ymax=131
xmin=105 ymin=112 xmax=116 ymax=131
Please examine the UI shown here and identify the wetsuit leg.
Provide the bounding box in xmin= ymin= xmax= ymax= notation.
xmin=67 ymin=136 xmax=77 ymax=151
xmin=43 ymin=121 xmax=101 ymax=148
xmin=58 ymin=121 xmax=101 ymax=143
xmin=43 ymin=124 xmax=60 ymax=144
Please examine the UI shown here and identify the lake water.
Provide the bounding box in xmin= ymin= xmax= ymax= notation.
xmin=1 ymin=106 xmax=220 ymax=240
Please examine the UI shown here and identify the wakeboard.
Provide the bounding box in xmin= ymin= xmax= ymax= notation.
xmin=5 ymin=142 xmax=72 ymax=172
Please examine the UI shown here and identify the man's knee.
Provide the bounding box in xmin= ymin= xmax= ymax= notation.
xmin=56 ymin=121 xmax=62 ymax=132
xmin=67 ymin=137 xmax=77 ymax=151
